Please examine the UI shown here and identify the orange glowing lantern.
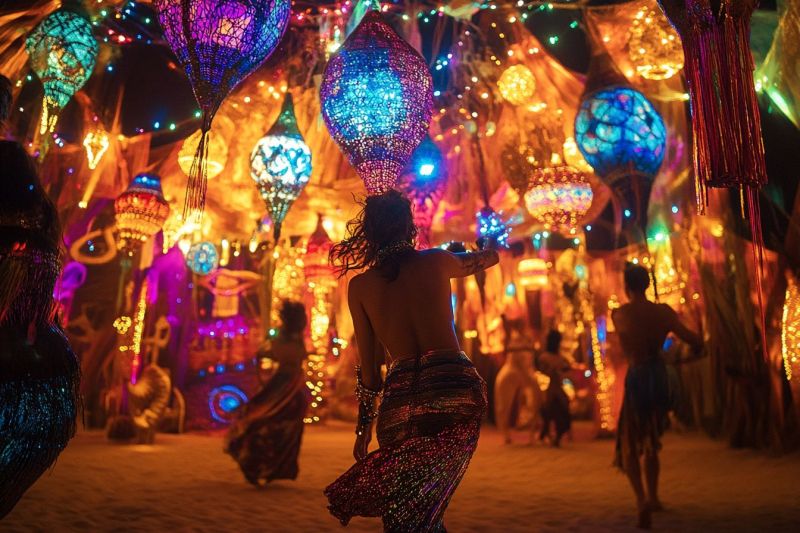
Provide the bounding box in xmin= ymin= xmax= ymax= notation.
xmin=518 ymin=258 xmax=548 ymax=290
xmin=114 ymin=173 xmax=170 ymax=256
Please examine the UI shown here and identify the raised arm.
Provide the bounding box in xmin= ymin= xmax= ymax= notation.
xmin=664 ymin=305 xmax=703 ymax=353
xmin=425 ymin=247 xmax=499 ymax=279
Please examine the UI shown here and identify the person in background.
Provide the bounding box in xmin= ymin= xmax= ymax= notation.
xmin=324 ymin=190 xmax=497 ymax=532
xmin=612 ymin=263 xmax=703 ymax=529
xmin=537 ymin=329 xmax=572 ymax=447
xmin=224 ymin=300 xmax=309 ymax=487
xmin=495 ymin=321 xmax=542 ymax=445
xmin=0 ymin=75 xmax=81 ymax=518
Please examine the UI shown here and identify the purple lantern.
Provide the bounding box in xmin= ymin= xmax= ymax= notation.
xmin=155 ymin=0 xmax=291 ymax=219
xmin=320 ymin=10 xmax=433 ymax=195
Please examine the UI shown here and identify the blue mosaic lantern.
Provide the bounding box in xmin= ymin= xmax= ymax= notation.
xmin=26 ymin=9 xmax=98 ymax=134
xmin=186 ymin=241 xmax=219 ymax=276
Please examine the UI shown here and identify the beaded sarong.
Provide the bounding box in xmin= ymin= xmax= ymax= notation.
xmin=614 ymin=356 xmax=671 ymax=470
xmin=325 ymin=350 xmax=487 ymax=532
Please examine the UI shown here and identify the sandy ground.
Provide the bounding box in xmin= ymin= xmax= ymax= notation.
xmin=3 ymin=422 xmax=800 ymax=532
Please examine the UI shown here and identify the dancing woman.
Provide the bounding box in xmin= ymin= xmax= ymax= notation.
xmin=612 ymin=264 xmax=702 ymax=529
xmin=0 ymin=76 xmax=80 ymax=517
xmin=224 ymin=301 xmax=309 ymax=486
xmin=324 ymin=191 xmax=498 ymax=532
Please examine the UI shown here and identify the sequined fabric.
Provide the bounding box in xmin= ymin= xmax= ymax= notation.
xmin=613 ymin=356 xmax=671 ymax=470
xmin=325 ymin=350 xmax=487 ymax=532
xmin=224 ymin=368 xmax=308 ymax=486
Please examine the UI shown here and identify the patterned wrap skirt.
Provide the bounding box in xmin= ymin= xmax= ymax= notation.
xmin=614 ymin=356 xmax=672 ymax=470
xmin=325 ymin=350 xmax=487 ymax=532
xmin=224 ymin=369 xmax=308 ymax=486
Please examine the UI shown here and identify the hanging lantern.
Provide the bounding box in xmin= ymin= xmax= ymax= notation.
xmin=628 ymin=5 xmax=684 ymax=81
xmin=524 ymin=166 xmax=593 ymax=235
xmin=782 ymin=272 xmax=800 ymax=382
xmin=501 ymin=143 xmax=537 ymax=197
xmin=320 ymin=9 xmax=433 ymax=195
xmin=26 ymin=9 xmax=98 ymax=134
xmin=304 ymin=215 xmax=334 ymax=285
xmin=178 ymin=129 xmax=228 ymax=179
xmin=185 ymin=241 xmax=219 ymax=276
xmin=657 ymin=0 xmax=766 ymax=210
xmin=83 ymin=126 xmax=109 ymax=170
xmin=250 ymin=93 xmax=312 ymax=241
xmin=517 ymin=258 xmax=548 ymax=290
xmin=397 ymin=136 xmax=447 ymax=249
xmin=114 ymin=174 xmax=170 ymax=256
xmin=497 ymin=65 xmax=536 ymax=106
xmin=154 ymin=0 xmax=291 ymax=220
xmin=575 ymin=84 xmax=666 ymax=235
xmin=476 ymin=206 xmax=510 ymax=249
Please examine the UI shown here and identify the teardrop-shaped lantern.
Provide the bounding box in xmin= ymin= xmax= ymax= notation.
xmin=320 ymin=10 xmax=433 ymax=195
xmin=114 ymin=174 xmax=170 ymax=256
xmin=250 ymin=94 xmax=313 ymax=241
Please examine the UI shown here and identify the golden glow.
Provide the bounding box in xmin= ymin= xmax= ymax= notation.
xmin=130 ymin=280 xmax=148 ymax=384
xmin=83 ymin=128 xmax=110 ymax=170
xmin=517 ymin=258 xmax=548 ymax=289
xmin=497 ymin=64 xmax=536 ymax=106
xmin=782 ymin=273 xmax=800 ymax=381
xmin=113 ymin=316 xmax=132 ymax=335
xmin=178 ymin=129 xmax=228 ymax=179
xmin=628 ymin=5 xmax=684 ymax=81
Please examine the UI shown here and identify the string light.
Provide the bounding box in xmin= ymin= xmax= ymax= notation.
xmin=782 ymin=273 xmax=800 ymax=381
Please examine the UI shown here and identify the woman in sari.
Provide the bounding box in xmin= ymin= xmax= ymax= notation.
xmin=324 ymin=190 xmax=499 ymax=532
xmin=0 ymin=75 xmax=80 ymax=517
xmin=224 ymin=300 xmax=308 ymax=486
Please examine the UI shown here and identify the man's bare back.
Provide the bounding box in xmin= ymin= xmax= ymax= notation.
xmin=612 ymin=300 xmax=701 ymax=366
xmin=348 ymin=248 xmax=498 ymax=365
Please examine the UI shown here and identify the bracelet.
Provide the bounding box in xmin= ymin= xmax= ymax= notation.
xmin=355 ymin=365 xmax=382 ymax=436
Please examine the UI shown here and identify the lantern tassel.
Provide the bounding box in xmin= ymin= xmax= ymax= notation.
xmin=182 ymin=115 xmax=212 ymax=224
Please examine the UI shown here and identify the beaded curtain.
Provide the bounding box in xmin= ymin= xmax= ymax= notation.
xmin=154 ymin=0 xmax=291 ymax=220
xmin=25 ymin=9 xmax=98 ymax=135
xmin=320 ymin=10 xmax=433 ymax=195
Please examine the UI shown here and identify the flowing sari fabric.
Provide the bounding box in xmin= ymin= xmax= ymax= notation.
xmin=224 ymin=367 xmax=308 ymax=486
xmin=614 ymin=356 xmax=672 ymax=469
xmin=325 ymin=350 xmax=487 ymax=532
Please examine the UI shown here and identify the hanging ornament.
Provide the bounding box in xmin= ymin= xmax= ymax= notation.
xmin=178 ymin=128 xmax=228 ymax=179
xmin=186 ymin=241 xmax=220 ymax=276
xmin=304 ymin=215 xmax=334 ymax=286
xmin=476 ymin=206 xmax=510 ymax=249
xmin=83 ymin=126 xmax=109 ymax=170
xmin=154 ymin=0 xmax=291 ymax=221
xmin=304 ymin=216 xmax=336 ymax=354
xmin=114 ymin=174 xmax=170 ymax=256
xmin=628 ymin=4 xmax=684 ymax=81
xmin=497 ymin=65 xmax=537 ymax=106
xmin=397 ymin=136 xmax=447 ymax=249
xmin=524 ymin=166 xmax=593 ymax=235
xmin=657 ymin=0 xmax=767 ymax=211
xmin=320 ymin=9 xmax=433 ymax=195
xmin=25 ymin=9 xmax=98 ymax=135
xmin=250 ymin=93 xmax=313 ymax=241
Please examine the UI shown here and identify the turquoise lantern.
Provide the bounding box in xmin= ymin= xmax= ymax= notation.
xmin=26 ymin=9 xmax=98 ymax=134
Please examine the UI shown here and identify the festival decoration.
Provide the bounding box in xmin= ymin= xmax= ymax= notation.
xmin=476 ymin=206 xmax=509 ymax=249
xmin=523 ymin=166 xmax=593 ymax=235
xmin=755 ymin=0 xmax=799 ymax=128
xmin=250 ymin=94 xmax=312 ymax=241
xmin=25 ymin=9 xmax=98 ymax=134
xmin=397 ymin=136 xmax=448 ymax=249
xmin=320 ymin=9 xmax=433 ymax=195
xmin=114 ymin=174 xmax=170 ymax=256
xmin=500 ymin=143 xmax=537 ymax=198
xmin=186 ymin=241 xmax=220 ymax=276
xmin=83 ymin=127 xmax=110 ymax=170
xmin=628 ymin=4 xmax=684 ymax=80
xmin=657 ymin=0 xmax=767 ymax=210
xmin=154 ymin=0 xmax=291 ymax=220
xmin=497 ymin=64 xmax=537 ymax=106
xmin=782 ymin=273 xmax=800 ymax=382
xmin=517 ymin=258 xmax=548 ymax=290
xmin=208 ymin=385 xmax=248 ymax=424
xmin=304 ymin=216 xmax=335 ymax=350
xmin=178 ymin=129 xmax=228 ymax=179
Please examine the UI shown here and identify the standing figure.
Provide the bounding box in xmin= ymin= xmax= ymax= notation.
xmin=0 ymin=75 xmax=80 ymax=518
xmin=324 ymin=191 xmax=498 ymax=532
xmin=537 ymin=330 xmax=572 ymax=447
xmin=612 ymin=264 xmax=702 ymax=529
xmin=224 ymin=300 xmax=309 ymax=486
xmin=494 ymin=327 xmax=542 ymax=445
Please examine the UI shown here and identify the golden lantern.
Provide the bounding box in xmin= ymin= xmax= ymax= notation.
xmin=178 ymin=129 xmax=228 ymax=179
xmin=518 ymin=258 xmax=548 ymax=290
xmin=523 ymin=166 xmax=593 ymax=234
xmin=497 ymin=65 xmax=536 ymax=106
xmin=83 ymin=127 xmax=109 ymax=170
xmin=114 ymin=174 xmax=170 ymax=256
xmin=782 ymin=273 xmax=800 ymax=382
xmin=628 ymin=5 xmax=684 ymax=81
